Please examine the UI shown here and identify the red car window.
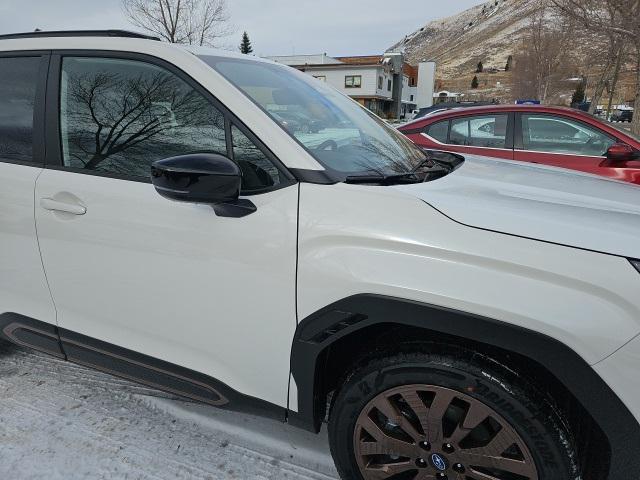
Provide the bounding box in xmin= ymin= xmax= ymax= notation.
xmin=521 ymin=114 xmax=616 ymax=157
xmin=426 ymin=120 xmax=449 ymax=143
xmin=450 ymin=114 xmax=509 ymax=148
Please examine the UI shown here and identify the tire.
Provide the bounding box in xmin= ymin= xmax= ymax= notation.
xmin=328 ymin=345 xmax=579 ymax=480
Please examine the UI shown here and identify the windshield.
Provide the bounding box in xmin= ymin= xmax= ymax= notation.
xmin=200 ymin=55 xmax=427 ymax=176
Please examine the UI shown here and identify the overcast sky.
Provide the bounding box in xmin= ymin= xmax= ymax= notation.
xmin=0 ymin=0 xmax=481 ymax=56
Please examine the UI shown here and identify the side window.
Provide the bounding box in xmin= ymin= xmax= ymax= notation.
xmin=0 ymin=57 xmax=41 ymax=163
xmin=231 ymin=125 xmax=282 ymax=191
xmin=60 ymin=56 xmax=228 ymax=179
xmin=450 ymin=114 xmax=509 ymax=148
xmin=521 ymin=114 xmax=615 ymax=156
xmin=425 ymin=120 xmax=449 ymax=143
xmin=345 ymin=75 xmax=361 ymax=88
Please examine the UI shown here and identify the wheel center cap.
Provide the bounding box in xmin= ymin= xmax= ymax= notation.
xmin=430 ymin=453 xmax=448 ymax=471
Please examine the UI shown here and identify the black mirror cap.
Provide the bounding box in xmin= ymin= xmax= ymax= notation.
xmin=151 ymin=153 xmax=241 ymax=204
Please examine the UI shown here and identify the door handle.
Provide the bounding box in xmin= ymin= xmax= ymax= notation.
xmin=40 ymin=198 xmax=87 ymax=215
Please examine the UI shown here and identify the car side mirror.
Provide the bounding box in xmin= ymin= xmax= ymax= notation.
xmin=606 ymin=143 xmax=639 ymax=162
xmin=151 ymin=153 xmax=256 ymax=217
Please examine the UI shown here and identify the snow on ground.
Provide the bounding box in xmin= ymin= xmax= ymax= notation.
xmin=0 ymin=340 xmax=339 ymax=480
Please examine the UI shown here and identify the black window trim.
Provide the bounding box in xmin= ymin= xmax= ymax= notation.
xmin=514 ymin=112 xmax=617 ymax=157
xmin=44 ymin=49 xmax=296 ymax=194
xmin=0 ymin=50 xmax=51 ymax=168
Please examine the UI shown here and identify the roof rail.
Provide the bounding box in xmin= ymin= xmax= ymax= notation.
xmin=0 ymin=30 xmax=160 ymax=41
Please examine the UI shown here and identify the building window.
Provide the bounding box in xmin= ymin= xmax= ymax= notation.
xmin=410 ymin=94 xmax=414 ymax=102
xmin=377 ymin=76 xmax=383 ymax=90
xmin=387 ymin=79 xmax=392 ymax=91
xmin=314 ymin=75 xmax=326 ymax=82
xmin=345 ymin=75 xmax=361 ymax=88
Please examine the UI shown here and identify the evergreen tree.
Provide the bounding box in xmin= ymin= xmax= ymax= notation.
xmin=571 ymin=82 xmax=586 ymax=105
xmin=476 ymin=61 xmax=484 ymax=73
xmin=505 ymin=55 xmax=513 ymax=72
xmin=471 ymin=75 xmax=480 ymax=89
xmin=239 ymin=31 xmax=253 ymax=54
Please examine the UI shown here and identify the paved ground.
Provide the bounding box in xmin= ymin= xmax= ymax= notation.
xmin=0 ymin=340 xmax=339 ymax=480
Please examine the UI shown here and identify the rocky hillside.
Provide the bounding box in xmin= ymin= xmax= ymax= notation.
xmin=388 ymin=0 xmax=543 ymax=77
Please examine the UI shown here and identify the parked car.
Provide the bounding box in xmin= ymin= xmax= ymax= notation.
xmin=411 ymin=101 xmax=499 ymax=120
xmin=610 ymin=108 xmax=634 ymax=123
xmin=2 ymin=30 xmax=640 ymax=480
xmin=399 ymin=104 xmax=640 ymax=185
xmin=272 ymin=109 xmax=324 ymax=134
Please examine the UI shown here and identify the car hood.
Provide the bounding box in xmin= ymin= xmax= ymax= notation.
xmin=393 ymin=155 xmax=640 ymax=258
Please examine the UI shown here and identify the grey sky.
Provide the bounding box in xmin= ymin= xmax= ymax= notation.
xmin=0 ymin=0 xmax=482 ymax=56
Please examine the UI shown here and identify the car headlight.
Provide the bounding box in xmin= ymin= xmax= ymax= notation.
xmin=631 ymin=259 xmax=640 ymax=273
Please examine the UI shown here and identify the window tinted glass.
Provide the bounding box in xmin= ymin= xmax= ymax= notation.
xmin=426 ymin=120 xmax=449 ymax=143
xmin=232 ymin=125 xmax=282 ymax=191
xmin=450 ymin=114 xmax=508 ymax=148
xmin=60 ymin=57 xmax=227 ymax=178
xmin=0 ymin=57 xmax=41 ymax=163
xmin=522 ymin=114 xmax=615 ymax=156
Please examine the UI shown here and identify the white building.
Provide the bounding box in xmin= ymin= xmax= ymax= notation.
xmin=267 ymin=53 xmax=435 ymax=119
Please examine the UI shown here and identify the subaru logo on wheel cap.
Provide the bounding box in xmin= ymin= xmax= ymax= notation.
xmin=431 ymin=453 xmax=447 ymax=471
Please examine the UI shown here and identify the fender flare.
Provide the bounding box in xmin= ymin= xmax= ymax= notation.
xmin=289 ymin=294 xmax=640 ymax=480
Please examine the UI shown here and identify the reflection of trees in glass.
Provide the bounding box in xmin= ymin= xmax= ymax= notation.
xmin=63 ymin=67 xmax=224 ymax=176
xmin=341 ymin=130 xmax=428 ymax=176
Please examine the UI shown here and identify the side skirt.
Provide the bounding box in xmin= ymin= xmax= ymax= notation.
xmin=0 ymin=313 xmax=285 ymax=422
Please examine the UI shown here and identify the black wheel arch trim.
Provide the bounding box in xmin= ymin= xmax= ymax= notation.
xmin=288 ymin=293 xmax=640 ymax=480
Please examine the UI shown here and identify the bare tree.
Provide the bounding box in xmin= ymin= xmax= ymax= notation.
xmin=512 ymin=6 xmax=576 ymax=103
xmin=123 ymin=0 xmax=231 ymax=47
xmin=551 ymin=0 xmax=640 ymax=134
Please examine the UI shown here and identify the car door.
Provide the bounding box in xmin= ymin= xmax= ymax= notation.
xmin=420 ymin=113 xmax=515 ymax=160
xmin=513 ymin=113 xmax=640 ymax=181
xmin=34 ymin=53 xmax=299 ymax=408
xmin=0 ymin=52 xmax=58 ymax=334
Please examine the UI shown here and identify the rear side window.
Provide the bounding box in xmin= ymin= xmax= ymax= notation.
xmin=0 ymin=57 xmax=41 ymax=163
xmin=450 ymin=114 xmax=509 ymax=148
xmin=425 ymin=120 xmax=449 ymax=143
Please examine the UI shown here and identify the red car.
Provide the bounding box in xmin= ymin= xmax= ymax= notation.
xmin=399 ymin=105 xmax=640 ymax=185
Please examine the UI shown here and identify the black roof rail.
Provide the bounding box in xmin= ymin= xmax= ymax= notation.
xmin=0 ymin=30 xmax=160 ymax=41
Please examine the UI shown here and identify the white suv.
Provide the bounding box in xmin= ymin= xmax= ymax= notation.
xmin=1 ymin=30 xmax=639 ymax=480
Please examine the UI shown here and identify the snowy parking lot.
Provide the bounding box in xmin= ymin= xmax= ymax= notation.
xmin=0 ymin=340 xmax=339 ymax=480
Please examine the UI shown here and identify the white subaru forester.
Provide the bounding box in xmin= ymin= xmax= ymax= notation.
xmin=1 ymin=30 xmax=639 ymax=480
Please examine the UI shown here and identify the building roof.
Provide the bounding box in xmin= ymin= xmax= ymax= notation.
xmin=266 ymin=53 xmax=342 ymax=66
xmin=334 ymin=55 xmax=384 ymax=65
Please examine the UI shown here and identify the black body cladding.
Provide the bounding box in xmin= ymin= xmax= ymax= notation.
xmin=289 ymin=294 xmax=640 ymax=480
xmin=0 ymin=313 xmax=285 ymax=422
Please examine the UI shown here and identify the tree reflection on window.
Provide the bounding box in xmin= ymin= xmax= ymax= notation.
xmin=60 ymin=57 xmax=227 ymax=178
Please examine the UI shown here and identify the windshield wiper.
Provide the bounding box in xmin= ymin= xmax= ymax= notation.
xmin=344 ymin=172 xmax=421 ymax=185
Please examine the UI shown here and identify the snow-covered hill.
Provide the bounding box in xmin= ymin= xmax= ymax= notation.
xmin=388 ymin=0 xmax=543 ymax=75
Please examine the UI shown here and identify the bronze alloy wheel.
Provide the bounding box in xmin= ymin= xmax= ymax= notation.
xmin=353 ymin=384 xmax=539 ymax=480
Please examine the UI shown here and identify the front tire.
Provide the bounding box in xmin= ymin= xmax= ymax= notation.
xmin=328 ymin=346 xmax=578 ymax=480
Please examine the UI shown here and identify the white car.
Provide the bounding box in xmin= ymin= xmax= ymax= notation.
xmin=1 ymin=30 xmax=639 ymax=480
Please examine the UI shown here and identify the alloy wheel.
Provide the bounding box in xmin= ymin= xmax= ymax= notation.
xmin=353 ymin=384 xmax=539 ymax=480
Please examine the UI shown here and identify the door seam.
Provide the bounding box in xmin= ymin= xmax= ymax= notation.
xmin=33 ymin=169 xmax=63 ymax=338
